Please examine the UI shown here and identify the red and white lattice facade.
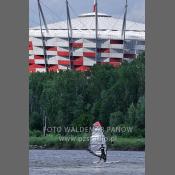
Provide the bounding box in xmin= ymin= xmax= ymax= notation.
xmin=29 ymin=12 xmax=145 ymax=72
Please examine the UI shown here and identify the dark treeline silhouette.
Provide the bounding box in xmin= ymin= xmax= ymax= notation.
xmin=29 ymin=53 xmax=145 ymax=137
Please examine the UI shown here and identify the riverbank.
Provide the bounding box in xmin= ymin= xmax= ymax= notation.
xmin=29 ymin=135 xmax=145 ymax=151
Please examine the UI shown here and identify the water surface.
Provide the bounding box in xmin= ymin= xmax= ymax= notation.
xmin=29 ymin=150 xmax=145 ymax=175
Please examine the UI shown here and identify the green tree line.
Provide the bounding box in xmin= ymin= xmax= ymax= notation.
xmin=29 ymin=53 xmax=145 ymax=137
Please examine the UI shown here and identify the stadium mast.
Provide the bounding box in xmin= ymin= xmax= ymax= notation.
xmin=66 ymin=0 xmax=73 ymax=70
xmin=94 ymin=0 xmax=98 ymax=63
xmin=37 ymin=0 xmax=49 ymax=72
xmin=122 ymin=0 xmax=128 ymax=62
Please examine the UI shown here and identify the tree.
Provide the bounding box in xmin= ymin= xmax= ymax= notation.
xmin=135 ymin=96 xmax=145 ymax=129
xmin=109 ymin=111 xmax=124 ymax=127
xmin=29 ymin=112 xmax=43 ymax=130
xmin=127 ymin=103 xmax=136 ymax=126
xmin=29 ymin=53 xmax=145 ymax=137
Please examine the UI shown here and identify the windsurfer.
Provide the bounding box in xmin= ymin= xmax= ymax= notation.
xmin=99 ymin=144 xmax=106 ymax=162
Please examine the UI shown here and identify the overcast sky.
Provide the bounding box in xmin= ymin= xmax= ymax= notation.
xmin=29 ymin=0 xmax=145 ymax=27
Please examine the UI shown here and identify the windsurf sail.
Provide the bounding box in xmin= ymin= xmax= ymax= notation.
xmin=88 ymin=121 xmax=107 ymax=158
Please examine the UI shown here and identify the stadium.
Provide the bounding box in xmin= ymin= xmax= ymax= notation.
xmin=29 ymin=1 xmax=145 ymax=72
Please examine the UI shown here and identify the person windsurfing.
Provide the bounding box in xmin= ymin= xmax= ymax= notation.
xmin=99 ymin=144 xmax=106 ymax=162
xmin=88 ymin=121 xmax=107 ymax=163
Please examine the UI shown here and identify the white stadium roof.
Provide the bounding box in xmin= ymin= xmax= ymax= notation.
xmin=30 ymin=12 xmax=145 ymax=40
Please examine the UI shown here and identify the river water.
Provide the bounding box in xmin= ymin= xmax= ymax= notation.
xmin=29 ymin=150 xmax=145 ymax=175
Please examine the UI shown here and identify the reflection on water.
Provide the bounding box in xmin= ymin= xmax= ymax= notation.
xmin=29 ymin=150 xmax=145 ymax=175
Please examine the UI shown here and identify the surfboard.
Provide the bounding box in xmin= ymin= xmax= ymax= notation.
xmin=105 ymin=161 xmax=120 ymax=164
xmin=93 ymin=160 xmax=120 ymax=164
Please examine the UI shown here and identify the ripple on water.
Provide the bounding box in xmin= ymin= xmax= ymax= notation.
xmin=29 ymin=150 xmax=145 ymax=175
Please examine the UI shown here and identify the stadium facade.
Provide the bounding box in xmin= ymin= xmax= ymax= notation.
xmin=29 ymin=11 xmax=145 ymax=72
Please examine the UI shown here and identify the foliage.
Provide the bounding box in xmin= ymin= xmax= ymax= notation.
xmin=29 ymin=53 xmax=145 ymax=137
xmin=29 ymin=135 xmax=145 ymax=150
xmin=109 ymin=137 xmax=145 ymax=150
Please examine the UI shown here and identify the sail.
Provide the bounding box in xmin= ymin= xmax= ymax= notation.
xmin=88 ymin=121 xmax=107 ymax=157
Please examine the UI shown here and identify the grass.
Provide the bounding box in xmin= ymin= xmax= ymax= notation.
xmin=109 ymin=137 xmax=145 ymax=151
xmin=29 ymin=134 xmax=145 ymax=151
xmin=30 ymin=135 xmax=59 ymax=147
